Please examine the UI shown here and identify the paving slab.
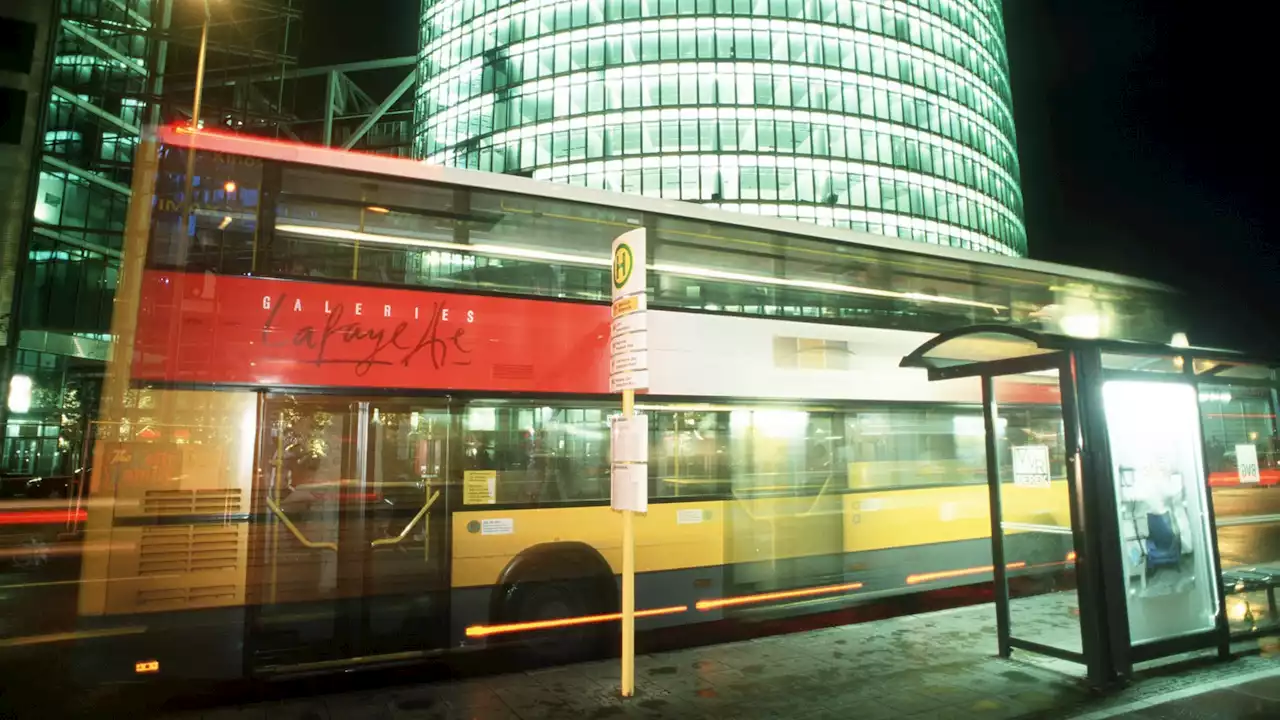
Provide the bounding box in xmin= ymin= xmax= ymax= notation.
xmin=152 ymin=593 xmax=1280 ymax=720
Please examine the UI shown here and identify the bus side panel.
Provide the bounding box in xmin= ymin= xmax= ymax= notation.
xmin=647 ymin=311 xmax=981 ymax=404
xmin=450 ymin=501 xmax=726 ymax=642
xmin=842 ymin=481 xmax=1074 ymax=555
xmin=74 ymin=607 xmax=247 ymax=684
xmin=724 ymin=493 xmax=846 ymax=591
xmin=77 ymin=389 xmax=259 ymax=681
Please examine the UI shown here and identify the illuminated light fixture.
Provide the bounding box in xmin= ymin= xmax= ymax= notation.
xmin=1170 ymin=332 xmax=1190 ymax=348
xmin=276 ymin=224 xmax=612 ymax=268
xmin=635 ymin=403 xmax=744 ymax=413
xmin=1066 ymin=551 xmax=1077 ymax=563
xmin=464 ymin=605 xmax=687 ymax=638
xmin=1198 ymin=391 xmax=1232 ymax=404
xmin=905 ymin=562 xmax=1026 ymax=585
xmin=279 ymin=224 xmax=467 ymax=254
xmin=274 ymin=225 xmax=1004 ymax=311
xmin=1059 ymin=312 xmax=1103 ymax=339
xmin=217 ymin=216 xmax=232 ymax=230
xmin=7 ymin=374 xmax=32 ymax=414
xmin=223 ymin=180 xmax=236 ymax=194
xmin=651 ymin=263 xmax=1005 ymax=311
xmin=694 ymin=581 xmax=864 ymax=611
xmin=135 ymin=660 xmax=159 ymax=674
xmin=365 ymin=206 xmax=391 ymax=214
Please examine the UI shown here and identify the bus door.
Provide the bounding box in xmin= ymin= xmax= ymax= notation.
xmin=247 ymin=394 xmax=451 ymax=672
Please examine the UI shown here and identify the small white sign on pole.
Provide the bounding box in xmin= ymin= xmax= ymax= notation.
xmin=610 ymin=415 xmax=648 ymax=512
xmin=1011 ymin=445 xmax=1051 ymax=488
xmin=1236 ymin=444 xmax=1261 ymax=484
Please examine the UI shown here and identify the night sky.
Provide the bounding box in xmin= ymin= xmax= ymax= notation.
xmin=301 ymin=0 xmax=1276 ymax=354
xmin=1004 ymin=0 xmax=1274 ymax=353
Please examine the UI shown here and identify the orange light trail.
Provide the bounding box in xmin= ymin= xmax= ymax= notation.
xmin=906 ymin=562 xmax=1026 ymax=585
xmin=0 ymin=509 xmax=87 ymax=526
xmin=465 ymin=605 xmax=687 ymax=638
xmin=695 ymin=582 xmax=864 ymax=611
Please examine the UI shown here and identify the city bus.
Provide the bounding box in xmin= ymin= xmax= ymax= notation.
xmin=73 ymin=125 xmax=1180 ymax=681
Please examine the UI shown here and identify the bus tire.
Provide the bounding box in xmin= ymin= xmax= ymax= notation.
xmin=504 ymin=577 xmax=610 ymax=663
xmin=493 ymin=543 xmax=617 ymax=663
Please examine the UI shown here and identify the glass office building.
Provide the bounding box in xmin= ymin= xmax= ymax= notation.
xmin=0 ymin=1 xmax=299 ymax=477
xmin=414 ymin=0 xmax=1027 ymax=256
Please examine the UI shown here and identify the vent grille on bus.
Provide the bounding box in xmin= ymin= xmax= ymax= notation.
xmin=135 ymin=584 xmax=238 ymax=609
xmin=138 ymin=525 xmax=240 ymax=577
xmin=141 ymin=488 xmax=242 ymax=516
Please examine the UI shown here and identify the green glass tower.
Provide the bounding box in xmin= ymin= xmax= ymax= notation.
xmin=415 ymin=0 xmax=1025 ymax=256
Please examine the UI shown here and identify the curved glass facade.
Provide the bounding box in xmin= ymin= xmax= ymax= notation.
xmin=415 ymin=0 xmax=1026 ymax=256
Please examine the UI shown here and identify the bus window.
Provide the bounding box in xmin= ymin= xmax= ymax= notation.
xmin=648 ymin=409 xmax=730 ymax=499
xmin=463 ymin=402 xmax=610 ymax=505
xmin=726 ymin=408 xmax=836 ymax=497
xmin=1199 ymin=384 xmax=1277 ymax=478
xmin=844 ymin=408 xmax=986 ymax=489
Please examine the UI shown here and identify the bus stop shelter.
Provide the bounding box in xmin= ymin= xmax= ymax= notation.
xmin=901 ymin=325 xmax=1280 ymax=688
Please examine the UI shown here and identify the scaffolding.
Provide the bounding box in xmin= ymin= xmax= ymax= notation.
xmin=163 ymin=0 xmax=300 ymax=135
xmin=240 ymin=56 xmax=418 ymax=156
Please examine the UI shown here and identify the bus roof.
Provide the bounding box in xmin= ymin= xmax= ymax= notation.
xmin=158 ymin=125 xmax=1172 ymax=295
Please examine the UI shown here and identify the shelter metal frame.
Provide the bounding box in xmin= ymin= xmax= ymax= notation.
xmin=902 ymin=324 xmax=1280 ymax=688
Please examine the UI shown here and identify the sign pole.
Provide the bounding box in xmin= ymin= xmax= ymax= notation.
xmin=621 ymin=385 xmax=635 ymax=698
xmin=609 ymin=228 xmax=648 ymax=700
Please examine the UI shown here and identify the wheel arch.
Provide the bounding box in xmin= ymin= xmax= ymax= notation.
xmin=489 ymin=541 xmax=618 ymax=623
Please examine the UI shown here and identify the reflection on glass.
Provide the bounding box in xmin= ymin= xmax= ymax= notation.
xmin=463 ymin=402 xmax=611 ymax=504
xmin=995 ymin=371 xmax=1082 ymax=657
xmin=1103 ymin=380 xmax=1218 ymax=644
xmin=1200 ymin=383 xmax=1280 ymax=634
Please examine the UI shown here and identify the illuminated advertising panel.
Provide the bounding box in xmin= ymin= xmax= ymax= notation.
xmin=132 ymin=270 xmax=611 ymax=393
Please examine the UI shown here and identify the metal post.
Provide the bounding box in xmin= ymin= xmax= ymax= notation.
xmin=610 ymin=227 xmax=647 ymax=699
xmin=275 ymin=0 xmax=294 ymax=139
xmin=621 ymin=387 xmax=635 ymax=698
xmin=981 ymin=375 xmax=1012 ymax=658
xmin=1075 ymin=347 xmax=1129 ymax=682
xmin=181 ymin=2 xmax=211 ymax=239
xmin=323 ymin=70 xmax=336 ymax=146
xmin=1186 ymin=365 xmax=1233 ymax=660
xmin=1059 ymin=353 xmax=1111 ymax=688
xmin=271 ymin=409 xmax=283 ymax=604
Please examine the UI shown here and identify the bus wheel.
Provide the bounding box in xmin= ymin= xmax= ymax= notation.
xmin=506 ymin=578 xmax=608 ymax=663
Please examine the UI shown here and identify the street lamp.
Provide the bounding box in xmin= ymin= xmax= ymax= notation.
xmin=191 ymin=0 xmax=213 ymax=132
xmin=182 ymin=0 xmax=215 ymax=239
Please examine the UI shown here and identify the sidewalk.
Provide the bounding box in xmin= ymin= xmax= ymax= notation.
xmin=1068 ymin=673 xmax=1278 ymax=719
xmin=164 ymin=594 xmax=1278 ymax=720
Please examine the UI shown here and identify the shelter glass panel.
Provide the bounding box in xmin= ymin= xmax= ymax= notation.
xmin=992 ymin=371 xmax=1083 ymax=660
